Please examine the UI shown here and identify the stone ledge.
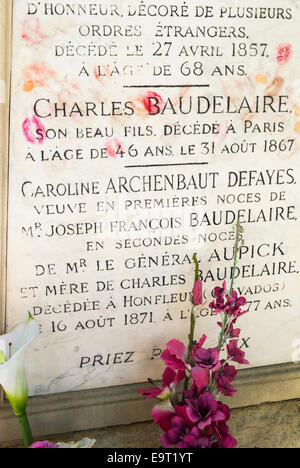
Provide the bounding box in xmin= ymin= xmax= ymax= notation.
xmin=1 ymin=398 xmax=299 ymax=448
xmin=0 ymin=362 xmax=299 ymax=443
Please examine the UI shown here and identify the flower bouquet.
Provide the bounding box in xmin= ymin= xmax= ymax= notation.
xmin=139 ymin=221 xmax=249 ymax=448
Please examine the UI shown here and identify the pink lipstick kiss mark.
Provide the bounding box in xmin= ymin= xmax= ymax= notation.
xmin=22 ymin=116 xmax=47 ymax=144
xmin=141 ymin=91 xmax=164 ymax=115
xmin=23 ymin=63 xmax=57 ymax=89
xmin=106 ymin=139 xmax=123 ymax=159
xmin=277 ymin=44 xmax=293 ymax=65
xmin=22 ymin=18 xmax=45 ymax=45
xmin=94 ymin=66 xmax=111 ymax=84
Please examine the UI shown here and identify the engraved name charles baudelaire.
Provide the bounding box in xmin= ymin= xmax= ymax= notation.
xmin=32 ymin=95 xmax=290 ymax=119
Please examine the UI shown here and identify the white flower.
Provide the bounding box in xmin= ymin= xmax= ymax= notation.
xmin=0 ymin=315 xmax=39 ymax=416
xmin=57 ymin=438 xmax=96 ymax=449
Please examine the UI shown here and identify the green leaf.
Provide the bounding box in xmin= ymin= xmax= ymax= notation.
xmin=28 ymin=312 xmax=34 ymax=321
xmin=0 ymin=351 xmax=7 ymax=365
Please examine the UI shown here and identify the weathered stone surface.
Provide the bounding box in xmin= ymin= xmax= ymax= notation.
xmin=229 ymin=398 xmax=300 ymax=449
xmin=4 ymin=0 xmax=300 ymax=399
xmin=0 ymin=399 xmax=299 ymax=448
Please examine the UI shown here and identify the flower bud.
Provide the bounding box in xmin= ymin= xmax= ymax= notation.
xmin=193 ymin=279 xmax=203 ymax=306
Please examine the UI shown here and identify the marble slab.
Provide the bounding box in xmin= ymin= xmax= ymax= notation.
xmin=5 ymin=0 xmax=300 ymax=396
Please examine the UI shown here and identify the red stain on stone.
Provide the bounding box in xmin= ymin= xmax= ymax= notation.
xmin=141 ymin=91 xmax=164 ymax=114
xmin=216 ymin=123 xmax=229 ymax=142
xmin=22 ymin=116 xmax=47 ymax=144
xmin=276 ymin=44 xmax=293 ymax=65
xmin=94 ymin=66 xmax=110 ymax=83
xmin=22 ymin=18 xmax=45 ymax=45
xmin=23 ymin=63 xmax=57 ymax=89
xmin=266 ymin=76 xmax=284 ymax=97
xmin=106 ymin=138 xmax=123 ymax=159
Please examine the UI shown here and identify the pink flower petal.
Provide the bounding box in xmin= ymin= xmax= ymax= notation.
xmin=29 ymin=441 xmax=59 ymax=449
xmin=166 ymin=339 xmax=186 ymax=361
xmin=138 ymin=386 xmax=164 ymax=400
xmin=162 ymin=367 xmax=176 ymax=387
xmin=191 ymin=367 xmax=210 ymax=392
xmin=152 ymin=406 xmax=174 ymax=432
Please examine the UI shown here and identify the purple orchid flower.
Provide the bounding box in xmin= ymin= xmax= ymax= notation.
xmin=214 ymin=363 xmax=237 ymax=397
xmin=29 ymin=441 xmax=59 ymax=449
xmin=210 ymin=282 xmax=247 ymax=319
xmin=178 ymin=428 xmax=210 ymax=449
xmin=160 ymin=406 xmax=210 ymax=448
xmin=210 ymin=421 xmax=238 ymax=449
xmin=227 ymin=340 xmax=249 ymax=365
xmin=185 ymin=392 xmax=227 ymax=430
xmin=194 ymin=347 xmax=221 ymax=372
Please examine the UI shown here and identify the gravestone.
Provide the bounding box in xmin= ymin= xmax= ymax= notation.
xmin=2 ymin=0 xmax=300 ymax=404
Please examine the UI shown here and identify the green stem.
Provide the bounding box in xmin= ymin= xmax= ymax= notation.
xmin=218 ymin=220 xmax=243 ymax=353
xmin=230 ymin=219 xmax=243 ymax=294
xmin=230 ymin=257 xmax=238 ymax=295
xmin=17 ymin=413 xmax=33 ymax=448
xmin=184 ymin=307 xmax=196 ymax=390
xmin=188 ymin=308 xmax=196 ymax=356
xmin=218 ymin=314 xmax=228 ymax=352
xmin=192 ymin=253 xmax=199 ymax=282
